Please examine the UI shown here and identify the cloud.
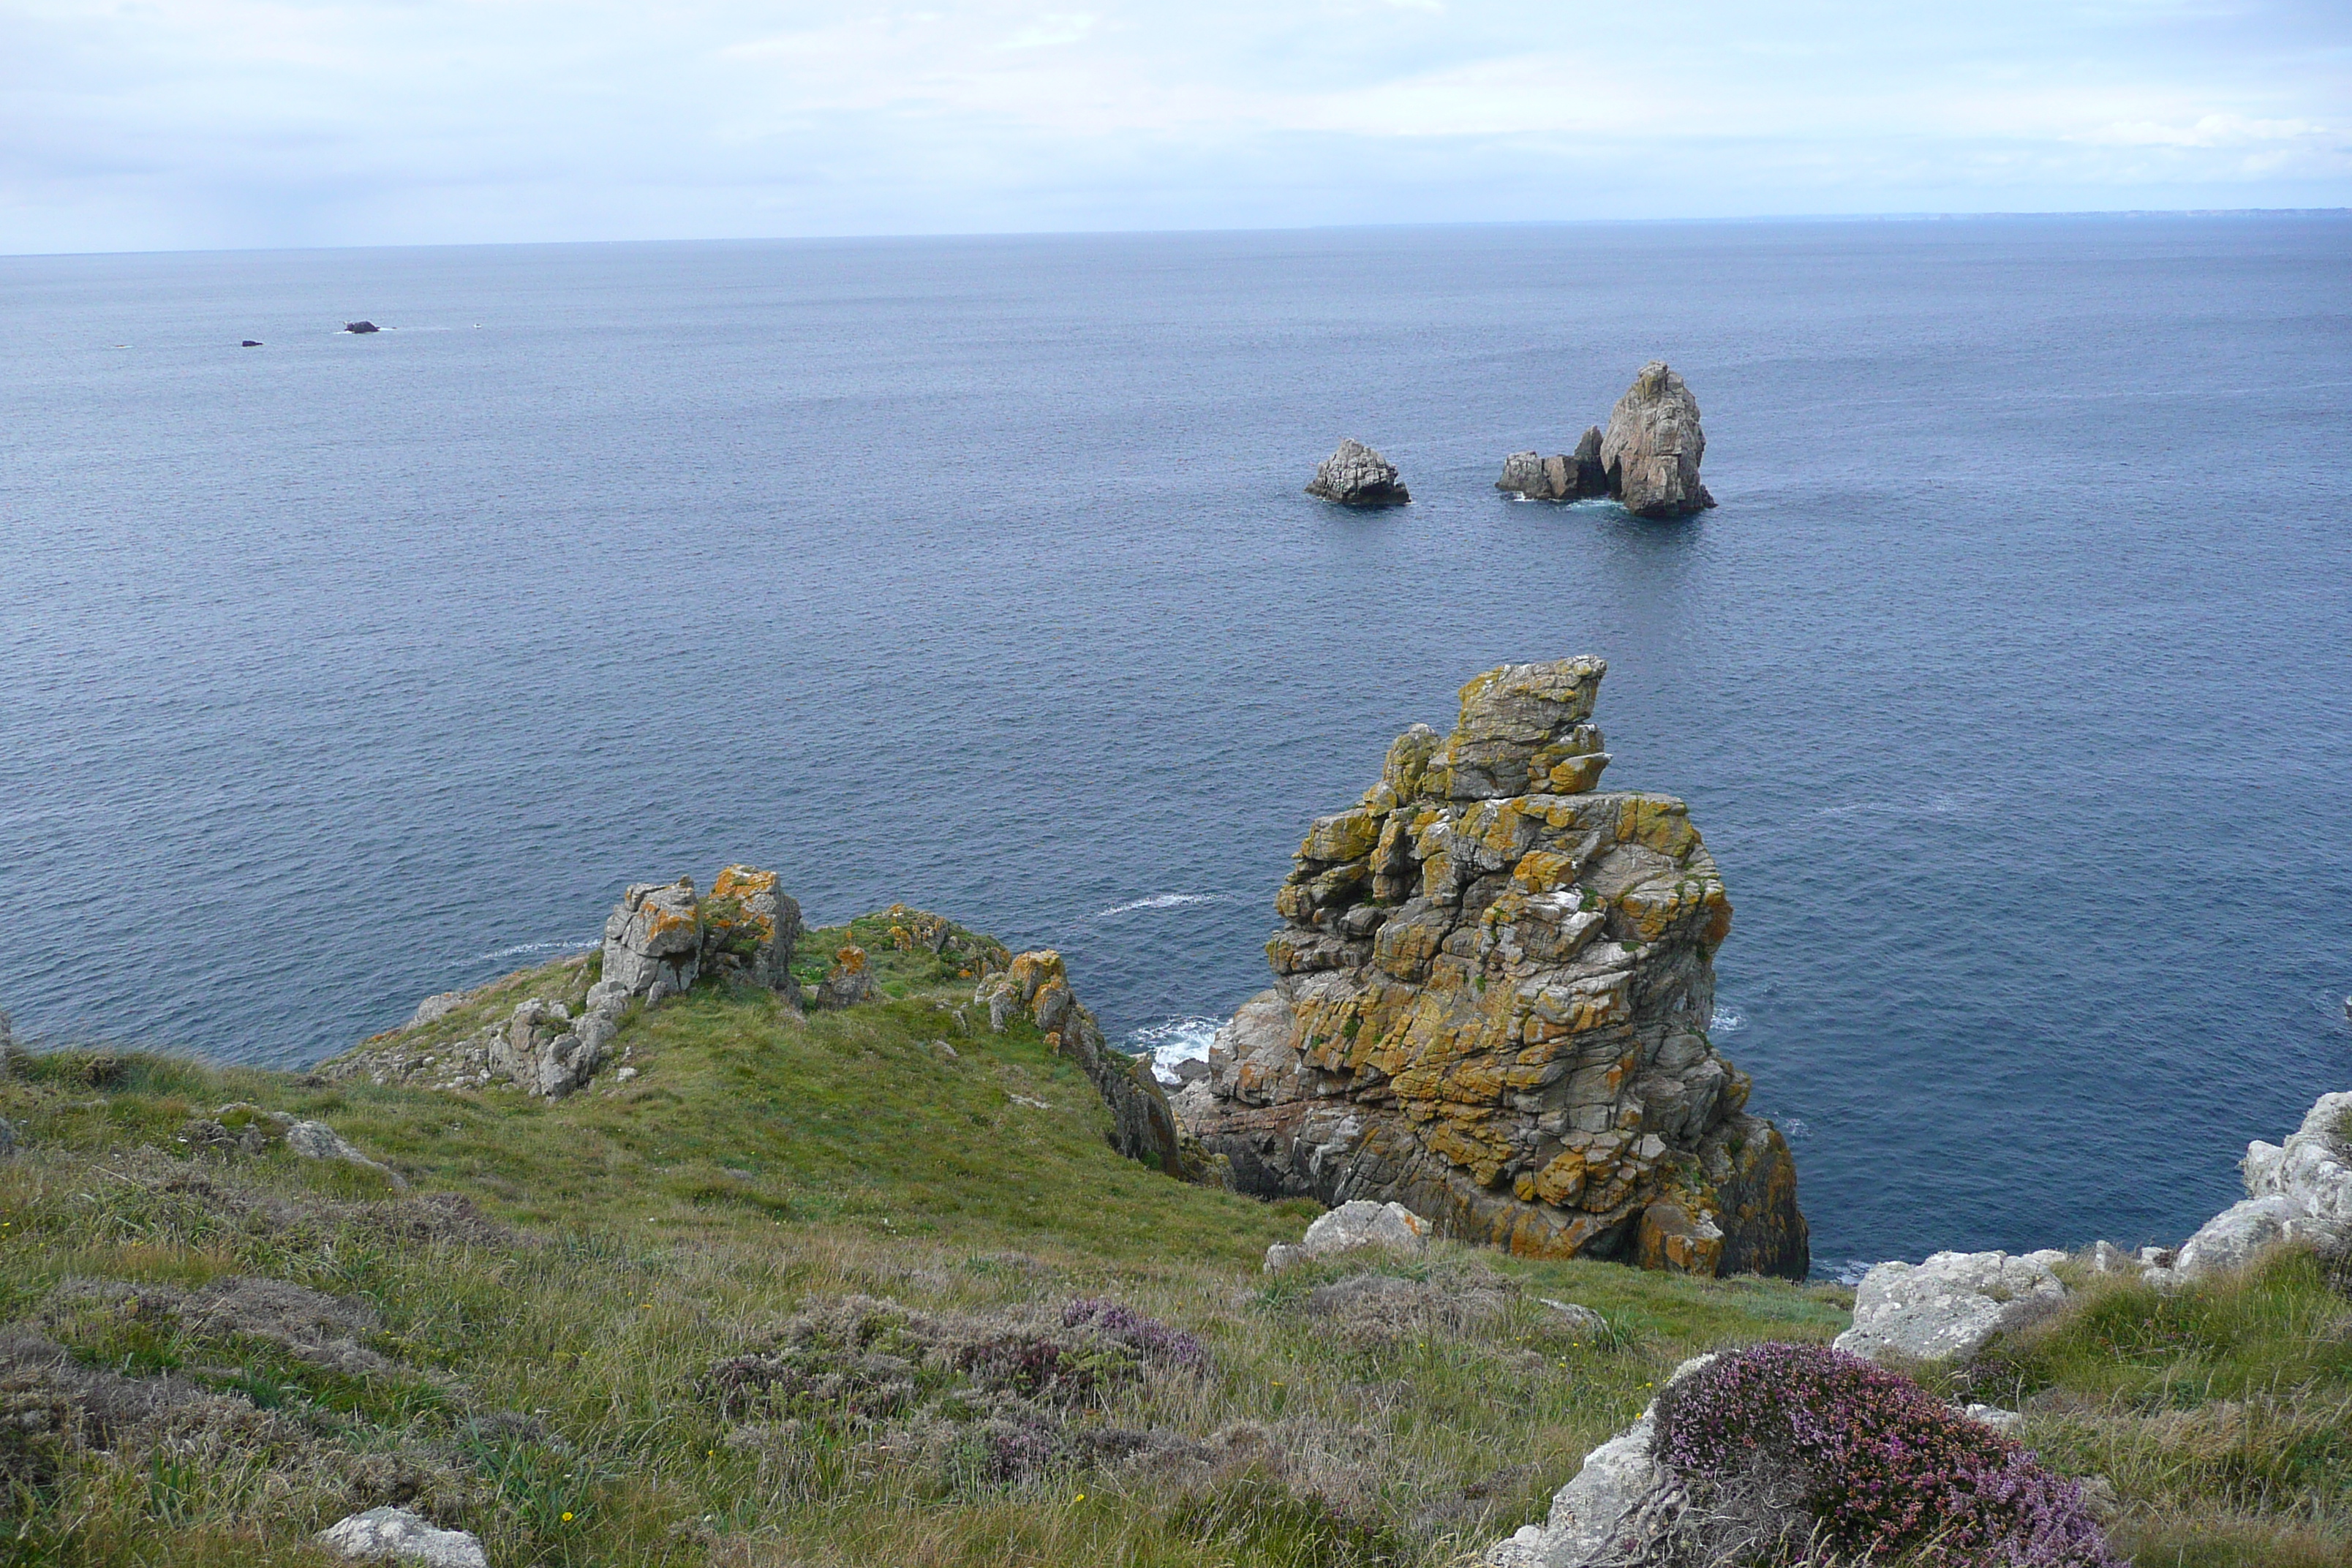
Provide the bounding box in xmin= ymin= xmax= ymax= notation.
xmin=1003 ymin=11 xmax=1100 ymax=48
xmin=1 ymin=0 xmax=2347 ymax=252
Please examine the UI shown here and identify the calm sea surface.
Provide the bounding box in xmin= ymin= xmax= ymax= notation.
xmin=4 ymin=216 xmax=2348 ymax=1274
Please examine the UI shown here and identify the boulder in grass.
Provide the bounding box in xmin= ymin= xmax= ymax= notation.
xmin=1263 ymin=1199 xmax=1429 ymax=1271
xmin=1832 ymin=1248 xmax=2068 ymax=1365
xmin=317 ymin=1507 xmax=486 ymax=1567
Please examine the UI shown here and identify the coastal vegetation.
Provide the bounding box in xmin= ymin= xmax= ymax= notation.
xmin=0 ymin=918 xmax=2345 ymax=1567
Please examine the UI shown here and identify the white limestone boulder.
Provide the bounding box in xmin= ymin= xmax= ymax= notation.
xmin=1264 ymin=1199 xmax=1429 ymax=1272
xmin=317 ymin=1506 xmax=487 ymax=1567
xmin=1831 ymin=1248 xmax=2067 ymax=1365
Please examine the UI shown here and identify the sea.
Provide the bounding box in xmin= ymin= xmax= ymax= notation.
xmin=4 ymin=215 xmax=2348 ymax=1277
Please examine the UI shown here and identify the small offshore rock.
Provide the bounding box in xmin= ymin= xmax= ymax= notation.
xmin=1599 ymin=361 xmax=1715 ymax=518
xmin=317 ymin=1506 xmax=486 ymax=1567
xmin=1305 ymin=438 xmax=1410 ymax=507
xmin=1833 ymin=1249 xmax=2066 ymax=1364
xmin=241 ymin=339 xmax=262 ymax=347
xmin=1496 ymin=427 xmax=1606 ymax=500
xmin=343 ymin=320 xmax=380 ymax=334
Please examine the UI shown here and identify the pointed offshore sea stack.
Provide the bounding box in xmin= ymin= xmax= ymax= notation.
xmin=1172 ymin=657 xmax=1807 ymax=1278
xmin=1306 ymin=438 xmax=1410 ymax=507
xmin=1600 ymin=361 xmax=1716 ymax=517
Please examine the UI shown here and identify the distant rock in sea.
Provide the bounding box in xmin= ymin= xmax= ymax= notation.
xmin=241 ymin=340 xmax=262 ymax=348
xmin=1497 ymin=426 xmax=1606 ymax=500
xmin=1306 ymin=439 xmax=1410 ymax=507
xmin=1601 ymin=361 xmax=1716 ymax=518
xmin=343 ymin=321 xmax=380 ymax=334
xmin=1499 ymin=367 xmax=1717 ymax=517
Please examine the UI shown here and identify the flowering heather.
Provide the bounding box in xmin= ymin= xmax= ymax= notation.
xmin=1062 ymin=1297 xmax=1213 ymax=1374
xmin=1651 ymin=1341 xmax=2122 ymax=1567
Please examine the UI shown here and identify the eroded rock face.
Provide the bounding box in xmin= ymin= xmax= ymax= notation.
xmin=1600 ymin=362 xmax=1716 ymax=519
xmin=1305 ymin=438 xmax=1410 ymax=507
xmin=979 ymin=951 xmax=1222 ymax=1185
xmin=1175 ymin=657 xmax=1806 ymax=1277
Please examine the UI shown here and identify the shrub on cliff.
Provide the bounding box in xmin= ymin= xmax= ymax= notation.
xmin=1651 ymin=1341 xmax=2121 ymax=1567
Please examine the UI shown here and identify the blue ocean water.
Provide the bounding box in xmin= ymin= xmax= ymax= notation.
xmin=4 ymin=216 xmax=2348 ymax=1273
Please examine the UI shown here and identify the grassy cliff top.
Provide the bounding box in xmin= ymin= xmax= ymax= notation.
xmin=0 ymin=913 xmax=2342 ymax=1567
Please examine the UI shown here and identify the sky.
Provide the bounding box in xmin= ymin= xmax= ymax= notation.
xmin=2 ymin=0 xmax=2348 ymax=252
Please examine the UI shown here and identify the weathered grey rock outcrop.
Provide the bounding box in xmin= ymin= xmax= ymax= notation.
xmin=603 ymin=864 xmax=804 ymax=1003
xmin=1173 ymin=657 xmax=1807 ymax=1277
xmin=317 ymin=1507 xmax=486 ymax=1568
xmin=1833 ymin=1248 xmax=2068 ymax=1365
xmin=1305 ymin=438 xmax=1410 ymax=507
xmin=1485 ymin=1353 xmax=1717 ymax=1567
xmin=1600 ymin=362 xmax=1715 ymax=518
xmin=1262 ymin=1198 xmax=1429 ymax=1272
xmin=1497 ymin=428 xmax=1606 ymax=501
xmin=978 ymin=950 xmax=1222 ymax=1185
xmin=2141 ymin=1090 xmax=2351 ymax=1288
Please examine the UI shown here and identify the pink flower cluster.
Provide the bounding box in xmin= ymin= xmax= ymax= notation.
xmin=1652 ymin=1342 xmax=2121 ymax=1566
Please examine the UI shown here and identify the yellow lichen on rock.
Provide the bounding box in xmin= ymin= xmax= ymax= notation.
xmin=1172 ymin=657 xmax=1808 ymax=1280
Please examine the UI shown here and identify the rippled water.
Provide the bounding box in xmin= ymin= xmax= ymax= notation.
xmin=5 ymin=216 xmax=2348 ymax=1271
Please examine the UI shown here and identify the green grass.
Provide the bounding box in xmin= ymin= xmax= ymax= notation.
xmin=0 ymin=916 xmax=2342 ymax=1566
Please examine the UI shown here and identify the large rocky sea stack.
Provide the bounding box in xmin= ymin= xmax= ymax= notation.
xmin=1175 ymin=657 xmax=1807 ymax=1277
xmin=1601 ymin=361 xmax=1715 ymax=517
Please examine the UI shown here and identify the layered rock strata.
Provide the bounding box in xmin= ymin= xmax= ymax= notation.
xmin=1601 ymin=361 xmax=1715 ymax=518
xmin=1305 ymin=439 xmax=1410 ymax=507
xmin=1174 ymin=657 xmax=1807 ymax=1277
xmin=978 ymin=951 xmax=1222 ymax=1186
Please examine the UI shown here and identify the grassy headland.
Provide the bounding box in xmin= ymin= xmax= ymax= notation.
xmin=0 ymin=913 xmax=2342 ymax=1566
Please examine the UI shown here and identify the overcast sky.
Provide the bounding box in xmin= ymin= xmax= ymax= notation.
xmin=4 ymin=0 xmax=2347 ymax=252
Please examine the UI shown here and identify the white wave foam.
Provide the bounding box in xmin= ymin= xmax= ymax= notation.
xmin=1095 ymin=892 xmax=1233 ymax=919
xmin=1833 ymin=1259 xmax=1881 ymax=1286
xmin=473 ymin=936 xmax=599 ymax=962
xmin=1710 ymin=1006 xmax=1744 ymax=1033
xmin=1123 ymin=1016 xmax=1224 ymax=1085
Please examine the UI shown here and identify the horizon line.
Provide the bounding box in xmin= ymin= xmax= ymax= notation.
xmin=6 ymin=206 xmax=2348 ymax=264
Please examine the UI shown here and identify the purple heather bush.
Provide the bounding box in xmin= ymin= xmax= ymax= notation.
xmin=1062 ymin=1297 xmax=1213 ymax=1375
xmin=1651 ymin=1341 xmax=2122 ymax=1567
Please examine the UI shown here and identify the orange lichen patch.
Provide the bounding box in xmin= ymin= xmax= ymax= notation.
xmin=1531 ymin=1147 xmax=1588 ymax=1207
xmin=1616 ymin=796 xmax=1700 ymax=861
xmin=1545 ymin=753 xmax=1610 ymax=794
xmin=1300 ymin=807 xmax=1381 ymax=864
xmin=1005 ymin=950 xmax=1067 ymax=1006
xmin=1511 ymin=849 xmax=1580 ymax=894
xmin=834 ymin=946 xmax=869 ymax=974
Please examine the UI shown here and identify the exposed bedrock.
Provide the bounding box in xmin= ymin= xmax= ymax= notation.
xmin=1172 ymin=657 xmax=1808 ymax=1278
xmin=1601 ymin=361 xmax=1716 ymax=518
xmin=978 ymin=951 xmax=1224 ymax=1186
xmin=1305 ymin=438 xmax=1411 ymax=507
